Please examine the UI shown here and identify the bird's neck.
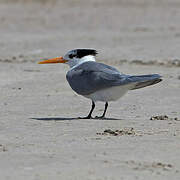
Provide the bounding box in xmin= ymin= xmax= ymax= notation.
xmin=68 ymin=55 xmax=96 ymax=69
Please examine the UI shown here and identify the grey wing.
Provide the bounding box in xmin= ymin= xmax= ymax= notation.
xmin=66 ymin=62 xmax=162 ymax=95
xmin=66 ymin=62 xmax=128 ymax=95
xmin=128 ymin=74 xmax=162 ymax=90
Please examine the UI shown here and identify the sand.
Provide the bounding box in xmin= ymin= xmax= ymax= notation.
xmin=0 ymin=0 xmax=180 ymax=179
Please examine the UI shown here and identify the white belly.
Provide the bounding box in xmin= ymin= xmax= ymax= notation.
xmin=84 ymin=85 xmax=130 ymax=102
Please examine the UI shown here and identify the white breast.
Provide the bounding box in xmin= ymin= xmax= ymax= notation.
xmin=84 ymin=85 xmax=131 ymax=102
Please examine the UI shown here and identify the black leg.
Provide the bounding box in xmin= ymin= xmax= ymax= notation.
xmin=102 ymin=102 xmax=108 ymax=117
xmin=95 ymin=102 xmax=108 ymax=119
xmin=79 ymin=101 xmax=95 ymax=119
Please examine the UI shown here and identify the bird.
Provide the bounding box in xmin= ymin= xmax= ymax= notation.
xmin=38 ymin=48 xmax=162 ymax=119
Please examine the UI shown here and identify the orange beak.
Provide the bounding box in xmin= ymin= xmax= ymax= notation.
xmin=38 ymin=56 xmax=68 ymax=64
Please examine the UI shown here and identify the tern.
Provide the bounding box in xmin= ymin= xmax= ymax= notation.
xmin=39 ymin=49 xmax=162 ymax=119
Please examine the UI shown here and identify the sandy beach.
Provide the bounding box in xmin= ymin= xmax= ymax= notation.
xmin=0 ymin=0 xmax=180 ymax=179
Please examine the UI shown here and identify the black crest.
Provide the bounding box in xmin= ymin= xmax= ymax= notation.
xmin=75 ymin=49 xmax=98 ymax=58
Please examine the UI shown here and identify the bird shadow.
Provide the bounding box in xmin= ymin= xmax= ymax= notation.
xmin=31 ymin=117 xmax=77 ymax=121
xmin=30 ymin=116 xmax=122 ymax=121
xmin=93 ymin=117 xmax=122 ymax=121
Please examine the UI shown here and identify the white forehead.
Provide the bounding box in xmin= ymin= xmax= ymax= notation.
xmin=67 ymin=55 xmax=96 ymax=69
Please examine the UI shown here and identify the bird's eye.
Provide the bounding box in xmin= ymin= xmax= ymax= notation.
xmin=69 ymin=54 xmax=74 ymax=59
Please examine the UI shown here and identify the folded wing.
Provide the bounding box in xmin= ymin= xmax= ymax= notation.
xmin=66 ymin=61 xmax=162 ymax=95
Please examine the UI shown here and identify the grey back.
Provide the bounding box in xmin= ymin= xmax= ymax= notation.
xmin=66 ymin=61 xmax=128 ymax=95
